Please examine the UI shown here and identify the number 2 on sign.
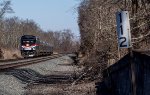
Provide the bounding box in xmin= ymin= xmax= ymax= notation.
xmin=119 ymin=37 xmax=127 ymax=47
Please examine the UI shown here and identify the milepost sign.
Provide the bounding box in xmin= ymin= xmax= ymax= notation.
xmin=116 ymin=11 xmax=131 ymax=48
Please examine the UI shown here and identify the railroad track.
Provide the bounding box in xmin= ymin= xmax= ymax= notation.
xmin=0 ymin=54 xmax=64 ymax=71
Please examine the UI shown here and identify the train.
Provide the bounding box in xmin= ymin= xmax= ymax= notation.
xmin=20 ymin=35 xmax=53 ymax=58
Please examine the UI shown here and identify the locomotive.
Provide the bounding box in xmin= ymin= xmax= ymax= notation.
xmin=20 ymin=35 xmax=53 ymax=58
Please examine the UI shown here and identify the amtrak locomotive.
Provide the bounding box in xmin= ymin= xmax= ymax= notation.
xmin=20 ymin=35 xmax=53 ymax=58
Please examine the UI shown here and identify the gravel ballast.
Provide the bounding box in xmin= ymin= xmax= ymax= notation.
xmin=0 ymin=74 xmax=26 ymax=95
xmin=0 ymin=55 xmax=84 ymax=95
xmin=20 ymin=55 xmax=83 ymax=76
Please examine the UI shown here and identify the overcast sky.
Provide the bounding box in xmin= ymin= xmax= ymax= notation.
xmin=6 ymin=0 xmax=81 ymax=36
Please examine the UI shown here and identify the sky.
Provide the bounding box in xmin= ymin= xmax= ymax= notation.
xmin=6 ymin=0 xmax=81 ymax=36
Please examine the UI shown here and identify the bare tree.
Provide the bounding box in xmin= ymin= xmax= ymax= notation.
xmin=78 ymin=0 xmax=150 ymax=80
xmin=0 ymin=0 xmax=13 ymax=18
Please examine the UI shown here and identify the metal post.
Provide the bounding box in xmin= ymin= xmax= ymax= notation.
xmin=129 ymin=48 xmax=136 ymax=95
xmin=118 ymin=47 xmax=121 ymax=60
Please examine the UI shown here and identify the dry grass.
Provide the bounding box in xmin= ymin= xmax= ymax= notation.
xmin=0 ymin=48 xmax=22 ymax=60
xmin=67 ymin=82 xmax=96 ymax=95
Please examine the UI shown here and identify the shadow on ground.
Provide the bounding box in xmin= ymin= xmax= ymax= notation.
xmin=4 ymin=68 xmax=74 ymax=84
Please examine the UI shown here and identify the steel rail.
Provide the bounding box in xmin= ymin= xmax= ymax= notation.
xmin=0 ymin=54 xmax=64 ymax=70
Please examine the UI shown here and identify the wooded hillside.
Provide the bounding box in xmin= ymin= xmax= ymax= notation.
xmin=78 ymin=0 xmax=150 ymax=80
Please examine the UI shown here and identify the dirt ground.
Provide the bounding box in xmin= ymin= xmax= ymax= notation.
xmin=26 ymin=82 xmax=96 ymax=95
xmin=23 ymin=55 xmax=96 ymax=95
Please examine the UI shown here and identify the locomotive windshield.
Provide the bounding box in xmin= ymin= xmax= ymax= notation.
xmin=21 ymin=38 xmax=36 ymax=46
xmin=21 ymin=35 xmax=37 ymax=46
